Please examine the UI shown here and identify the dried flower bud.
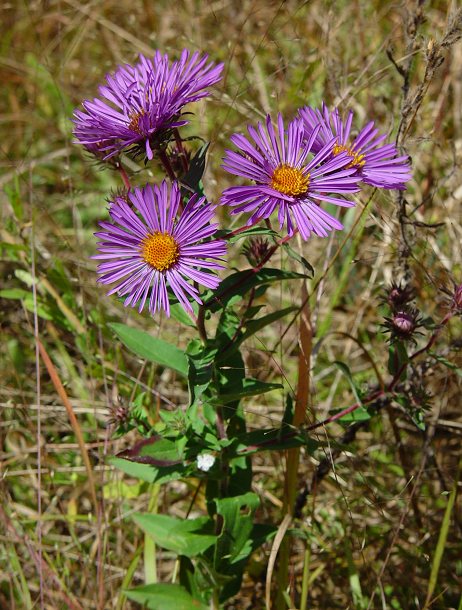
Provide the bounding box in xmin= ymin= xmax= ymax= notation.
xmin=386 ymin=281 xmax=414 ymax=310
xmin=242 ymin=237 xmax=270 ymax=267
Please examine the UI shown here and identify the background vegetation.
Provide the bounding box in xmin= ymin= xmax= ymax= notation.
xmin=1 ymin=0 xmax=461 ymax=608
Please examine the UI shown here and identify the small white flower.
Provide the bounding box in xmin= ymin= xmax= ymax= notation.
xmin=197 ymin=453 xmax=215 ymax=472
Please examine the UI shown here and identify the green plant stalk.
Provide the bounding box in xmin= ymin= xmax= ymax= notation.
xmin=144 ymin=483 xmax=160 ymax=585
xmin=116 ymin=546 xmax=143 ymax=610
xmin=424 ymin=461 xmax=460 ymax=608
xmin=300 ymin=545 xmax=311 ymax=610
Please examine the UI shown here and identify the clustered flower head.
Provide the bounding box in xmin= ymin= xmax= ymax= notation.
xmin=73 ymin=48 xmax=413 ymax=317
xmin=298 ymin=103 xmax=412 ymax=190
xmin=73 ymin=50 xmax=223 ymax=160
xmin=94 ymin=181 xmax=226 ymax=317
xmin=220 ymin=107 xmax=411 ymax=240
xmin=221 ymin=114 xmax=361 ymax=240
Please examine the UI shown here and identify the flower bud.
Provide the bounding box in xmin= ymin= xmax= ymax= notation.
xmin=451 ymin=284 xmax=462 ymax=312
xmin=383 ymin=307 xmax=422 ymax=342
xmin=242 ymin=237 xmax=270 ymax=267
xmin=386 ymin=281 xmax=414 ymax=310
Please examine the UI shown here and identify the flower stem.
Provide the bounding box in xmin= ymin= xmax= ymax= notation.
xmin=174 ymin=128 xmax=189 ymax=174
xmin=158 ymin=149 xmax=177 ymax=182
xmin=196 ymin=304 xmax=208 ymax=343
xmin=118 ymin=164 xmax=131 ymax=190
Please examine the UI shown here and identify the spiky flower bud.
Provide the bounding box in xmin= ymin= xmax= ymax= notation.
xmin=383 ymin=307 xmax=422 ymax=343
xmin=386 ymin=281 xmax=414 ymax=310
xmin=242 ymin=237 xmax=270 ymax=267
xmin=108 ymin=398 xmax=130 ymax=428
xmin=451 ymin=283 xmax=462 ymax=313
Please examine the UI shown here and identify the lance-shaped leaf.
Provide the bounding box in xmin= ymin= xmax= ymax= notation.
xmin=125 ymin=583 xmax=208 ymax=610
xmin=215 ymin=225 xmax=278 ymax=243
xmin=109 ymin=323 xmax=188 ymax=376
xmin=133 ymin=513 xmax=217 ymax=558
xmin=204 ymin=267 xmax=308 ymax=312
xmin=235 ymin=426 xmax=318 ymax=455
xmin=214 ymin=378 xmax=283 ymax=404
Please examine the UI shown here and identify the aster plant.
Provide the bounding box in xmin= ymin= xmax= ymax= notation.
xmin=69 ymin=48 xmax=458 ymax=610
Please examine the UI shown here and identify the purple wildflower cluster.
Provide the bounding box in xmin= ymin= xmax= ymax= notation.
xmin=73 ymin=49 xmax=412 ymax=317
xmin=221 ymin=104 xmax=411 ymax=240
xmin=73 ymin=50 xmax=223 ymax=160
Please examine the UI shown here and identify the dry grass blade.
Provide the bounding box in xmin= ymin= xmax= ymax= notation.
xmin=266 ymin=513 xmax=292 ymax=610
xmin=36 ymin=339 xmax=98 ymax=514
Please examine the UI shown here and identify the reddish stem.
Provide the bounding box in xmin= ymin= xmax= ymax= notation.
xmin=158 ymin=149 xmax=177 ymax=182
xmin=118 ymin=165 xmax=131 ymax=190
xmin=174 ymin=128 xmax=189 ymax=174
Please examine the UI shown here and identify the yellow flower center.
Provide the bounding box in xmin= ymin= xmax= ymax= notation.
xmin=332 ymin=143 xmax=366 ymax=169
xmin=141 ymin=232 xmax=180 ymax=271
xmin=270 ymin=164 xmax=309 ymax=196
xmin=128 ymin=109 xmax=146 ymax=134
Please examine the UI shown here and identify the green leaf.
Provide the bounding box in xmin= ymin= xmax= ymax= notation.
xmin=215 ymin=226 xmax=278 ymax=243
xmin=109 ymin=323 xmax=188 ymax=376
xmin=170 ymin=302 xmax=196 ymax=327
xmin=0 ymin=288 xmax=30 ymax=300
xmin=212 ymin=492 xmax=260 ymax=600
xmin=333 ymin=361 xmax=364 ymax=408
xmin=186 ymin=340 xmax=217 ymax=406
xmin=239 ymin=306 xmax=298 ymax=344
xmin=133 ymin=514 xmax=217 ymax=558
xmin=125 ymin=583 xmax=208 ymax=610
xmin=236 ymin=426 xmax=318 ymax=454
xmin=215 ymin=492 xmax=260 ymax=565
xmin=282 ymin=243 xmax=314 ymax=276
xmin=181 ymin=142 xmax=209 ymax=196
xmin=118 ymin=436 xmax=184 ymax=464
xmin=110 ymin=457 xmax=186 ymax=486
xmin=429 ymin=351 xmax=462 ymax=378
xmin=216 ymin=378 xmax=283 ymax=403
xmin=337 ymin=406 xmax=371 ymax=423
xmin=387 ymin=341 xmax=408 ymax=378
xmin=205 ymin=268 xmax=308 ymax=312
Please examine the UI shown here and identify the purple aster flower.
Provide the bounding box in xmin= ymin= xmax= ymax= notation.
xmin=93 ymin=181 xmax=226 ymax=316
xmin=298 ymin=104 xmax=412 ymax=190
xmin=73 ymin=50 xmax=223 ymax=160
xmin=220 ymin=114 xmax=361 ymax=240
